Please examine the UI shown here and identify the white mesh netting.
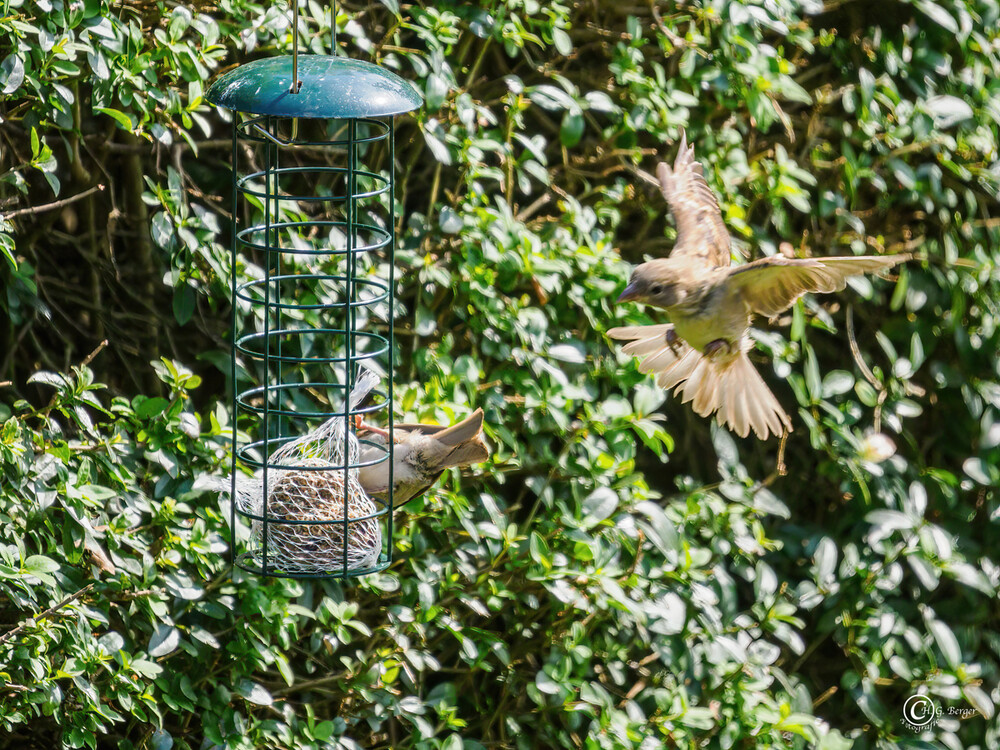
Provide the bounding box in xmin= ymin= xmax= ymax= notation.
xmin=233 ymin=370 xmax=383 ymax=574
xmin=247 ymin=457 xmax=381 ymax=574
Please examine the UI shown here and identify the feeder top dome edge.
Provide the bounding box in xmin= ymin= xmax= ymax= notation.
xmin=206 ymin=55 xmax=423 ymax=119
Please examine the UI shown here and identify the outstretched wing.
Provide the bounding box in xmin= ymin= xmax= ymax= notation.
xmin=726 ymin=254 xmax=909 ymax=318
xmin=656 ymin=130 xmax=731 ymax=268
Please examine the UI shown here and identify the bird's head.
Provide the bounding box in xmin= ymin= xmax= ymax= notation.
xmin=617 ymin=260 xmax=686 ymax=309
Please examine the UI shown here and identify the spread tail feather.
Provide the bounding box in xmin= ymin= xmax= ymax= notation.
xmin=439 ymin=440 xmax=491 ymax=468
xmin=610 ymin=326 xmax=792 ymax=439
xmin=703 ymin=351 xmax=792 ymax=439
xmin=420 ymin=408 xmax=485 ymax=448
xmin=413 ymin=409 xmax=490 ymax=470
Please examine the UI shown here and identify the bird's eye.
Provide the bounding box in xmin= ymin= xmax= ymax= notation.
xmin=650 ymin=284 xmax=664 ymax=295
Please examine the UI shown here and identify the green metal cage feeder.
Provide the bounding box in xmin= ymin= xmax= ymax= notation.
xmin=206 ymin=53 xmax=421 ymax=579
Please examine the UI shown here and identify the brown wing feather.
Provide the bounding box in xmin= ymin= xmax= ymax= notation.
xmin=726 ymin=254 xmax=909 ymax=317
xmin=656 ymin=130 xmax=731 ymax=268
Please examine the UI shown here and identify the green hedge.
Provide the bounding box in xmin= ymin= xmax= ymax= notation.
xmin=1 ymin=1 xmax=998 ymax=748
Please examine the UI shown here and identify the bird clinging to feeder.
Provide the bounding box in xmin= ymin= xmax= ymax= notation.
xmin=355 ymin=409 xmax=491 ymax=507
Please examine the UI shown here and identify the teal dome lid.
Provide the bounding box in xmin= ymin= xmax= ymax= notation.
xmin=206 ymin=55 xmax=422 ymax=118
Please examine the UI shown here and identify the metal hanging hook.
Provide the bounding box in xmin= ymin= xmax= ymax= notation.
xmin=290 ymin=0 xmax=302 ymax=95
xmin=251 ymin=123 xmax=295 ymax=147
xmin=289 ymin=0 xmax=302 ymax=141
xmin=332 ymin=0 xmax=338 ymax=56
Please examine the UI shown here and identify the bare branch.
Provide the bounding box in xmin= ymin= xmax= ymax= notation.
xmin=4 ymin=184 xmax=106 ymax=221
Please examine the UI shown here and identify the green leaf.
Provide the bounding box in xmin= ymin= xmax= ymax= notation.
xmin=963 ymin=685 xmax=994 ymax=720
xmin=135 ymin=396 xmax=170 ymax=419
xmin=439 ymin=206 xmax=463 ymax=234
xmin=529 ymin=532 xmax=552 ymax=568
xmin=923 ymin=95 xmax=973 ymax=129
xmin=23 ymin=555 xmax=60 ymax=576
xmin=679 ymin=706 xmax=716 ymax=730
xmin=814 ymin=537 xmax=837 ymax=582
xmin=534 ymin=667 xmax=560 ymax=695
xmin=149 ymin=729 xmax=173 ymax=750
xmin=548 ymin=343 xmax=586 ymax=363
xmin=414 ymin=304 xmax=437 ymax=336
xmin=648 ymin=592 xmax=685 ymax=635
xmin=865 ymin=510 xmax=916 ymax=532
xmin=962 ymin=457 xmax=994 ymax=485
xmin=148 ymin=625 xmax=181 ymax=658
xmin=817 ymin=730 xmax=854 ymax=750
xmin=914 ymin=0 xmax=958 ymax=33
xmin=928 ymin=619 xmax=962 ymax=669
xmin=1 ymin=54 xmax=25 ymax=95
xmin=634 ymin=501 xmax=679 ymax=558
xmin=560 ymin=111 xmax=585 ymax=148
xmin=423 ymin=130 xmax=452 ymax=165
xmin=552 ymin=28 xmax=572 ymax=56
xmin=130 ymin=659 xmax=163 ymax=678
xmin=582 ymin=487 xmax=618 ymax=522
xmin=821 ymin=370 xmax=854 ymax=398
xmin=426 ymin=72 xmax=449 ymax=110
xmin=803 ymin=346 xmax=821 ymax=402
xmin=236 ymin=679 xmax=273 ymax=706
xmin=172 ymin=285 xmax=195 ymax=326
xmin=312 ymin=721 xmax=336 ymax=741
xmin=27 ymin=371 xmax=68 ymax=388
xmin=775 ymin=713 xmax=819 ymax=739
xmin=96 ymin=107 xmax=138 ymax=131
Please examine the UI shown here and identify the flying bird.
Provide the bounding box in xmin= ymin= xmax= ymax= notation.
xmin=355 ymin=409 xmax=491 ymax=506
xmin=608 ymin=132 xmax=908 ymax=439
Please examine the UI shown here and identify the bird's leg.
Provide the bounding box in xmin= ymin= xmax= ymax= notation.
xmin=664 ymin=327 xmax=681 ymax=356
xmin=703 ymin=339 xmax=733 ymax=357
xmin=353 ymin=414 xmax=392 ymax=439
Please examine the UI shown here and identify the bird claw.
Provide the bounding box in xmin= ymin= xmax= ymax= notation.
xmin=703 ymin=339 xmax=732 ymax=357
xmin=665 ymin=327 xmax=681 ymax=356
xmin=353 ymin=414 xmax=392 ymax=440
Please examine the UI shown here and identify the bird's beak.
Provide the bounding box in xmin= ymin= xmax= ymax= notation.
xmin=617 ymin=281 xmax=640 ymax=304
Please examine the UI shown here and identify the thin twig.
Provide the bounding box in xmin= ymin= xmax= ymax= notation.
xmin=41 ymin=339 xmax=108 ymax=412
xmin=757 ymin=429 xmax=789 ymax=489
xmin=4 ymin=184 xmax=105 ymax=220
xmin=776 ymin=430 xmax=788 ymax=476
xmin=514 ymin=192 xmax=552 ymax=222
xmin=0 ymin=583 xmax=95 ymax=645
xmin=626 ymin=163 xmax=660 ymax=188
xmin=845 ymin=305 xmax=878 ymax=388
xmin=272 ymin=671 xmax=349 ymax=696
xmin=80 ymin=339 xmax=109 ymax=368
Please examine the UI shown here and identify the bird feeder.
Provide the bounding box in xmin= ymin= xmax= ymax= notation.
xmin=206 ymin=38 xmax=421 ymax=578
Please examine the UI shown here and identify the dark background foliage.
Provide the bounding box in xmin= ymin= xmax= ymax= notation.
xmin=1 ymin=0 xmax=998 ymax=748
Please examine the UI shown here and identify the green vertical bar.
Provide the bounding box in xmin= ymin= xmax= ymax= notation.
xmin=261 ymin=115 xmax=275 ymax=575
xmin=342 ymin=117 xmax=357 ymax=576
xmin=386 ymin=117 xmax=395 ymax=563
xmin=274 ymin=121 xmax=284 ymax=445
xmin=230 ymin=116 xmax=239 ymax=567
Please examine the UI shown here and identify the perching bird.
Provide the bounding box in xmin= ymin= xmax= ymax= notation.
xmin=355 ymin=409 xmax=491 ymax=506
xmin=608 ymin=131 xmax=908 ymax=439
